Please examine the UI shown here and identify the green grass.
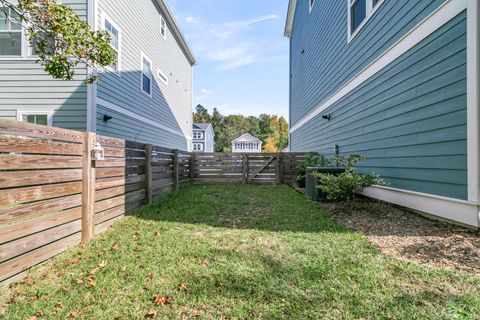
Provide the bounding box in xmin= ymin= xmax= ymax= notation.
xmin=2 ymin=184 xmax=480 ymax=319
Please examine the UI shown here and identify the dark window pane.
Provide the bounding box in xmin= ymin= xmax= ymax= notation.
xmin=373 ymin=0 xmax=381 ymax=6
xmin=142 ymin=75 xmax=151 ymax=94
xmin=351 ymin=0 xmax=366 ymax=33
xmin=0 ymin=32 xmax=21 ymax=55
xmin=23 ymin=114 xmax=48 ymax=125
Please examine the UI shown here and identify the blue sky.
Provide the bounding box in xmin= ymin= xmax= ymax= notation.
xmin=167 ymin=0 xmax=290 ymax=120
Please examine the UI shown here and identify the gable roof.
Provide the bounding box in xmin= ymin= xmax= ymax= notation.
xmin=232 ymin=133 xmax=262 ymax=143
xmin=156 ymin=0 xmax=196 ymax=65
xmin=193 ymin=123 xmax=212 ymax=130
xmin=284 ymin=0 xmax=298 ymax=37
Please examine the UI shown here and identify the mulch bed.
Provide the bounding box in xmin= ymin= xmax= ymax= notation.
xmin=319 ymin=198 xmax=480 ymax=276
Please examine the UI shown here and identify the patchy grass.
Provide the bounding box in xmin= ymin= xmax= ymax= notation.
xmin=1 ymin=184 xmax=480 ymax=320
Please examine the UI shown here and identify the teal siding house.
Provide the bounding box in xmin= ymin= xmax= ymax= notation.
xmin=285 ymin=0 xmax=480 ymax=227
xmin=0 ymin=0 xmax=196 ymax=151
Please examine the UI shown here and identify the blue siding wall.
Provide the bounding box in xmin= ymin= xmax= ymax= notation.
xmin=290 ymin=0 xmax=447 ymax=125
xmin=290 ymin=5 xmax=468 ymax=200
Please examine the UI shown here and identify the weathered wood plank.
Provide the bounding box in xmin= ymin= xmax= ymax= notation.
xmin=0 ymin=220 xmax=81 ymax=263
xmin=0 ymin=119 xmax=83 ymax=143
xmin=95 ymin=175 xmax=145 ymax=190
xmin=0 ymin=169 xmax=82 ymax=189
xmin=0 ymin=194 xmax=82 ymax=224
xmin=0 ymin=137 xmax=83 ymax=155
xmin=0 ymin=207 xmax=81 ymax=244
xmin=95 ymin=183 xmax=145 ymax=201
xmin=0 ymin=233 xmax=81 ymax=283
xmin=0 ymin=181 xmax=82 ymax=206
xmin=0 ymin=155 xmax=82 ymax=170
xmin=94 ymin=190 xmax=145 ymax=214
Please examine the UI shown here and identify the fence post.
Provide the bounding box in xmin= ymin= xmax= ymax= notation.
xmin=145 ymin=144 xmax=153 ymax=205
xmin=242 ymin=153 xmax=249 ymax=183
xmin=278 ymin=153 xmax=285 ymax=185
xmin=81 ymin=132 xmax=96 ymax=244
xmin=173 ymin=149 xmax=179 ymax=191
xmin=190 ymin=152 xmax=196 ymax=183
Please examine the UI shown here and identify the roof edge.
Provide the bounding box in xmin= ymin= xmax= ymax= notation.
xmin=284 ymin=0 xmax=297 ymax=38
xmin=156 ymin=0 xmax=197 ymax=65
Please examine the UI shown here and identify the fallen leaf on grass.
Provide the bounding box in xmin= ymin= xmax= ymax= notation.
xmin=201 ymin=259 xmax=209 ymax=266
xmin=178 ymin=283 xmax=188 ymax=292
xmin=69 ymin=311 xmax=78 ymax=318
xmin=146 ymin=272 xmax=153 ymax=280
xmin=98 ymin=261 xmax=108 ymax=268
xmin=153 ymin=295 xmax=173 ymax=306
xmin=155 ymin=231 xmax=162 ymax=237
xmin=76 ymin=279 xmax=84 ymax=285
xmin=120 ymin=265 xmax=127 ymax=272
xmin=27 ymin=317 xmax=36 ymax=320
xmin=111 ymin=243 xmax=120 ymax=251
xmin=67 ymin=260 xmax=79 ymax=265
xmin=145 ymin=309 xmax=157 ymax=318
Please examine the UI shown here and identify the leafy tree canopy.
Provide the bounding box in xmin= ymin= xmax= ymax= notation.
xmin=0 ymin=0 xmax=115 ymax=83
xmin=193 ymin=105 xmax=289 ymax=152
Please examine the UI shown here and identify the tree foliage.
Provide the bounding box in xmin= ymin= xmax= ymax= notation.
xmin=193 ymin=105 xmax=289 ymax=152
xmin=1 ymin=0 xmax=115 ymax=83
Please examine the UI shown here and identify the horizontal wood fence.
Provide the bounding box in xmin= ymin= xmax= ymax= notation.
xmin=0 ymin=119 xmax=311 ymax=285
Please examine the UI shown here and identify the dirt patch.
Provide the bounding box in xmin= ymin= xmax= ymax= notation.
xmin=320 ymin=198 xmax=480 ymax=275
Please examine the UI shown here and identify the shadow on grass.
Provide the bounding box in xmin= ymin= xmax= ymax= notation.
xmin=131 ymin=184 xmax=349 ymax=234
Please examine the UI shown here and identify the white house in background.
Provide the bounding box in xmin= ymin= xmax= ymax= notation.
xmin=192 ymin=123 xmax=215 ymax=153
xmin=232 ymin=133 xmax=262 ymax=153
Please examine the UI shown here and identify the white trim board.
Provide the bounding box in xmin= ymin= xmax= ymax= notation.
xmin=17 ymin=110 xmax=53 ymax=126
xmin=290 ymin=0 xmax=468 ymax=134
xmin=361 ymin=185 xmax=480 ymax=227
xmin=97 ymin=98 xmax=188 ymax=139
xmin=466 ymin=0 xmax=480 ymax=202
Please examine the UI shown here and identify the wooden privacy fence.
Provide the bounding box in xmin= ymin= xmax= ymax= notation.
xmin=0 ymin=119 xmax=311 ymax=285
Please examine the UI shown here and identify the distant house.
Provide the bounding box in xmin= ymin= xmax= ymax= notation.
xmin=192 ymin=123 xmax=215 ymax=153
xmin=0 ymin=0 xmax=196 ymax=151
xmin=232 ymin=133 xmax=262 ymax=153
xmin=284 ymin=0 xmax=480 ymax=227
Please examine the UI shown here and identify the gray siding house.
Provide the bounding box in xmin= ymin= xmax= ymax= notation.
xmin=0 ymin=0 xmax=196 ymax=151
xmin=192 ymin=123 xmax=215 ymax=153
xmin=285 ymin=0 xmax=480 ymax=227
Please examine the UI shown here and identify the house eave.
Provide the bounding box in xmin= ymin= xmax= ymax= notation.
xmin=284 ymin=0 xmax=297 ymax=38
xmin=156 ymin=0 xmax=197 ymax=65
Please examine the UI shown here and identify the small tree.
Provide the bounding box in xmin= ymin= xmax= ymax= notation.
xmin=0 ymin=0 xmax=115 ymax=83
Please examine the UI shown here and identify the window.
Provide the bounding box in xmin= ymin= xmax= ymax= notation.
xmin=158 ymin=69 xmax=168 ymax=85
xmin=0 ymin=7 xmax=22 ymax=56
xmin=17 ymin=111 xmax=53 ymax=126
xmin=103 ymin=14 xmax=121 ymax=72
xmin=160 ymin=16 xmax=166 ymax=40
xmin=309 ymin=0 xmax=315 ymax=13
xmin=141 ymin=54 xmax=152 ymax=97
xmin=193 ymin=143 xmax=203 ymax=151
xmin=193 ymin=131 xmax=203 ymax=139
xmin=348 ymin=0 xmax=385 ymax=41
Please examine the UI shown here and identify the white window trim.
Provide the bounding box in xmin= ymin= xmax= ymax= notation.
xmin=193 ymin=131 xmax=203 ymax=139
xmin=140 ymin=52 xmax=153 ymax=98
xmin=309 ymin=0 xmax=315 ymax=13
xmin=193 ymin=143 xmax=203 ymax=151
xmin=347 ymin=0 xmax=386 ymax=43
xmin=0 ymin=10 xmax=37 ymax=60
xmin=101 ymin=12 xmax=122 ymax=76
xmin=17 ymin=110 xmax=53 ymax=126
xmin=157 ymin=68 xmax=169 ymax=85
xmin=160 ymin=16 xmax=167 ymax=40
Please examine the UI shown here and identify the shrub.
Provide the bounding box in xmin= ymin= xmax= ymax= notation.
xmin=295 ymin=153 xmax=330 ymax=188
xmin=314 ymin=154 xmax=385 ymax=201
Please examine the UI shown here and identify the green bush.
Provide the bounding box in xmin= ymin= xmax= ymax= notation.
xmin=314 ymin=154 xmax=385 ymax=201
xmin=295 ymin=153 xmax=330 ymax=188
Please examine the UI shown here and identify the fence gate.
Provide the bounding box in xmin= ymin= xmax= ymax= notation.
xmin=246 ymin=154 xmax=280 ymax=184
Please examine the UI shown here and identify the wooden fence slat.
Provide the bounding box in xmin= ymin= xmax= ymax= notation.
xmin=0 ymin=207 xmax=81 ymax=245
xmin=0 ymin=155 xmax=82 ymax=170
xmin=0 ymin=137 xmax=83 ymax=155
xmin=95 ymin=175 xmax=146 ymax=190
xmin=0 ymin=181 xmax=82 ymax=206
xmin=0 ymin=220 xmax=82 ymax=263
xmin=145 ymin=144 xmax=153 ymax=205
xmin=0 ymin=118 xmax=83 ymax=143
xmin=0 ymin=169 xmax=82 ymax=189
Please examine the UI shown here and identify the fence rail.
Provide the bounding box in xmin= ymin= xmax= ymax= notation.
xmin=0 ymin=119 xmax=312 ymax=285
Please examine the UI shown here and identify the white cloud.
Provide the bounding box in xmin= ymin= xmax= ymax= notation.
xmin=201 ymin=88 xmax=212 ymax=94
xmin=185 ymin=16 xmax=200 ymax=24
xmin=226 ymin=14 xmax=279 ymax=28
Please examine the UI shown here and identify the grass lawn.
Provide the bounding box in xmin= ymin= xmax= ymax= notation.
xmin=1 ymin=184 xmax=480 ymax=319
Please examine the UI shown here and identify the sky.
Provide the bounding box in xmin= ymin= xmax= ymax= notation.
xmin=167 ymin=0 xmax=290 ymax=120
